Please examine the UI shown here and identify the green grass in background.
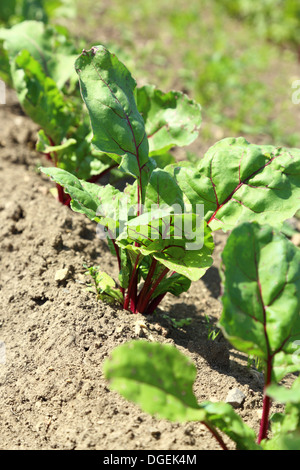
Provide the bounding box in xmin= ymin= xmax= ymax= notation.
xmin=54 ymin=0 xmax=300 ymax=151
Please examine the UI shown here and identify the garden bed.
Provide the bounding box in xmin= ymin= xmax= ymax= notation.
xmin=0 ymin=89 xmax=294 ymax=450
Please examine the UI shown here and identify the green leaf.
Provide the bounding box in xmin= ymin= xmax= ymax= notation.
xmin=0 ymin=39 xmax=11 ymax=85
xmin=219 ymin=222 xmax=300 ymax=381
xmin=144 ymin=168 xmax=184 ymax=212
xmin=0 ymin=20 xmax=78 ymax=88
xmin=39 ymin=167 xmax=126 ymax=236
xmin=117 ymin=213 xmax=214 ymax=282
xmin=11 ymin=50 xmax=76 ymax=144
xmin=136 ymin=84 xmax=202 ymax=154
xmin=94 ymin=270 xmax=123 ymax=304
xmin=263 ymin=432 xmax=300 ymax=450
xmin=175 ymin=137 xmax=300 ymax=231
xmin=266 ymin=376 xmax=300 ymax=404
xmin=150 ymin=152 xmax=176 ymax=169
xmin=200 ymin=402 xmax=260 ymax=450
xmin=75 ymin=46 xmax=149 ymax=181
xmin=103 ymin=340 xmax=259 ymax=449
xmin=262 ymin=377 xmax=300 ymax=450
xmin=36 ymin=129 xmax=76 ymax=154
xmin=103 ymin=340 xmax=206 ymax=422
xmin=37 ymin=128 xmax=116 ymax=180
xmin=152 ymin=273 xmax=191 ymax=298
xmin=61 ymin=148 xmax=114 ymax=182
xmin=118 ymin=249 xmax=131 ymax=289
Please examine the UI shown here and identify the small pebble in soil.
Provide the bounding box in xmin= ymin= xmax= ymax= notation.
xmin=54 ymin=266 xmax=74 ymax=283
xmin=225 ymin=387 xmax=246 ymax=408
xmin=55 ymin=268 xmax=69 ymax=282
xmin=134 ymin=320 xmax=148 ymax=337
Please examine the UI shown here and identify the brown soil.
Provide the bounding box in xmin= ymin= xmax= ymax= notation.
xmin=0 ymin=89 xmax=293 ymax=450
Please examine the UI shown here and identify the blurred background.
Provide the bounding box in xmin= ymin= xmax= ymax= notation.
xmin=1 ymin=0 xmax=300 ymax=156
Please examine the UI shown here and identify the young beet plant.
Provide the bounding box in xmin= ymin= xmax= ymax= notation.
xmin=41 ymin=45 xmax=300 ymax=315
xmin=1 ymin=24 xmax=193 ymax=205
xmin=103 ymin=222 xmax=300 ymax=450
xmin=0 ymin=22 xmax=119 ymax=204
xmin=41 ymin=45 xmax=208 ymax=314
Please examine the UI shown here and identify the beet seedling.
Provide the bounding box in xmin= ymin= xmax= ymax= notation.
xmin=103 ymin=222 xmax=300 ymax=450
xmin=104 ymin=340 xmax=300 ymax=450
xmin=0 ymin=22 xmax=120 ymax=204
xmin=41 ymin=45 xmax=300 ymax=315
xmin=41 ymin=45 xmax=209 ymax=313
xmin=220 ymin=222 xmax=300 ymax=444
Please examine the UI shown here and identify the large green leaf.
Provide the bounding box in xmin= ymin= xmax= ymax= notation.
xmin=174 ymin=137 xmax=300 ymax=231
xmin=103 ymin=340 xmax=259 ymax=450
xmin=75 ymin=46 xmax=149 ymax=182
xmin=219 ymin=222 xmax=300 ymax=381
xmin=136 ymin=84 xmax=202 ymax=155
xmin=0 ymin=20 xmax=78 ymax=88
xmin=11 ymin=50 xmax=76 ymax=144
xmin=103 ymin=340 xmax=206 ymax=422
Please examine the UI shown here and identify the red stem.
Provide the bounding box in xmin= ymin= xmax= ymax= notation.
xmin=144 ymin=292 xmax=167 ymax=315
xmin=137 ymin=267 xmax=169 ymax=314
xmin=123 ymin=254 xmax=140 ymax=311
xmin=56 ymin=184 xmax=71 ymax=205
xmin=203 ymin=422 xmax=229 ymax=450
xmin=56 ymin=183 xmax=65 ymax=204
xmin=143 ymin=270 xmax=177 ymax=315
xmin=135 ymin=259 xmax=158 ymax=312
xmin=257 ymin=356 xmax=273 ymax=444
xmin=130 ymin=280 xmax=138 ymax=312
